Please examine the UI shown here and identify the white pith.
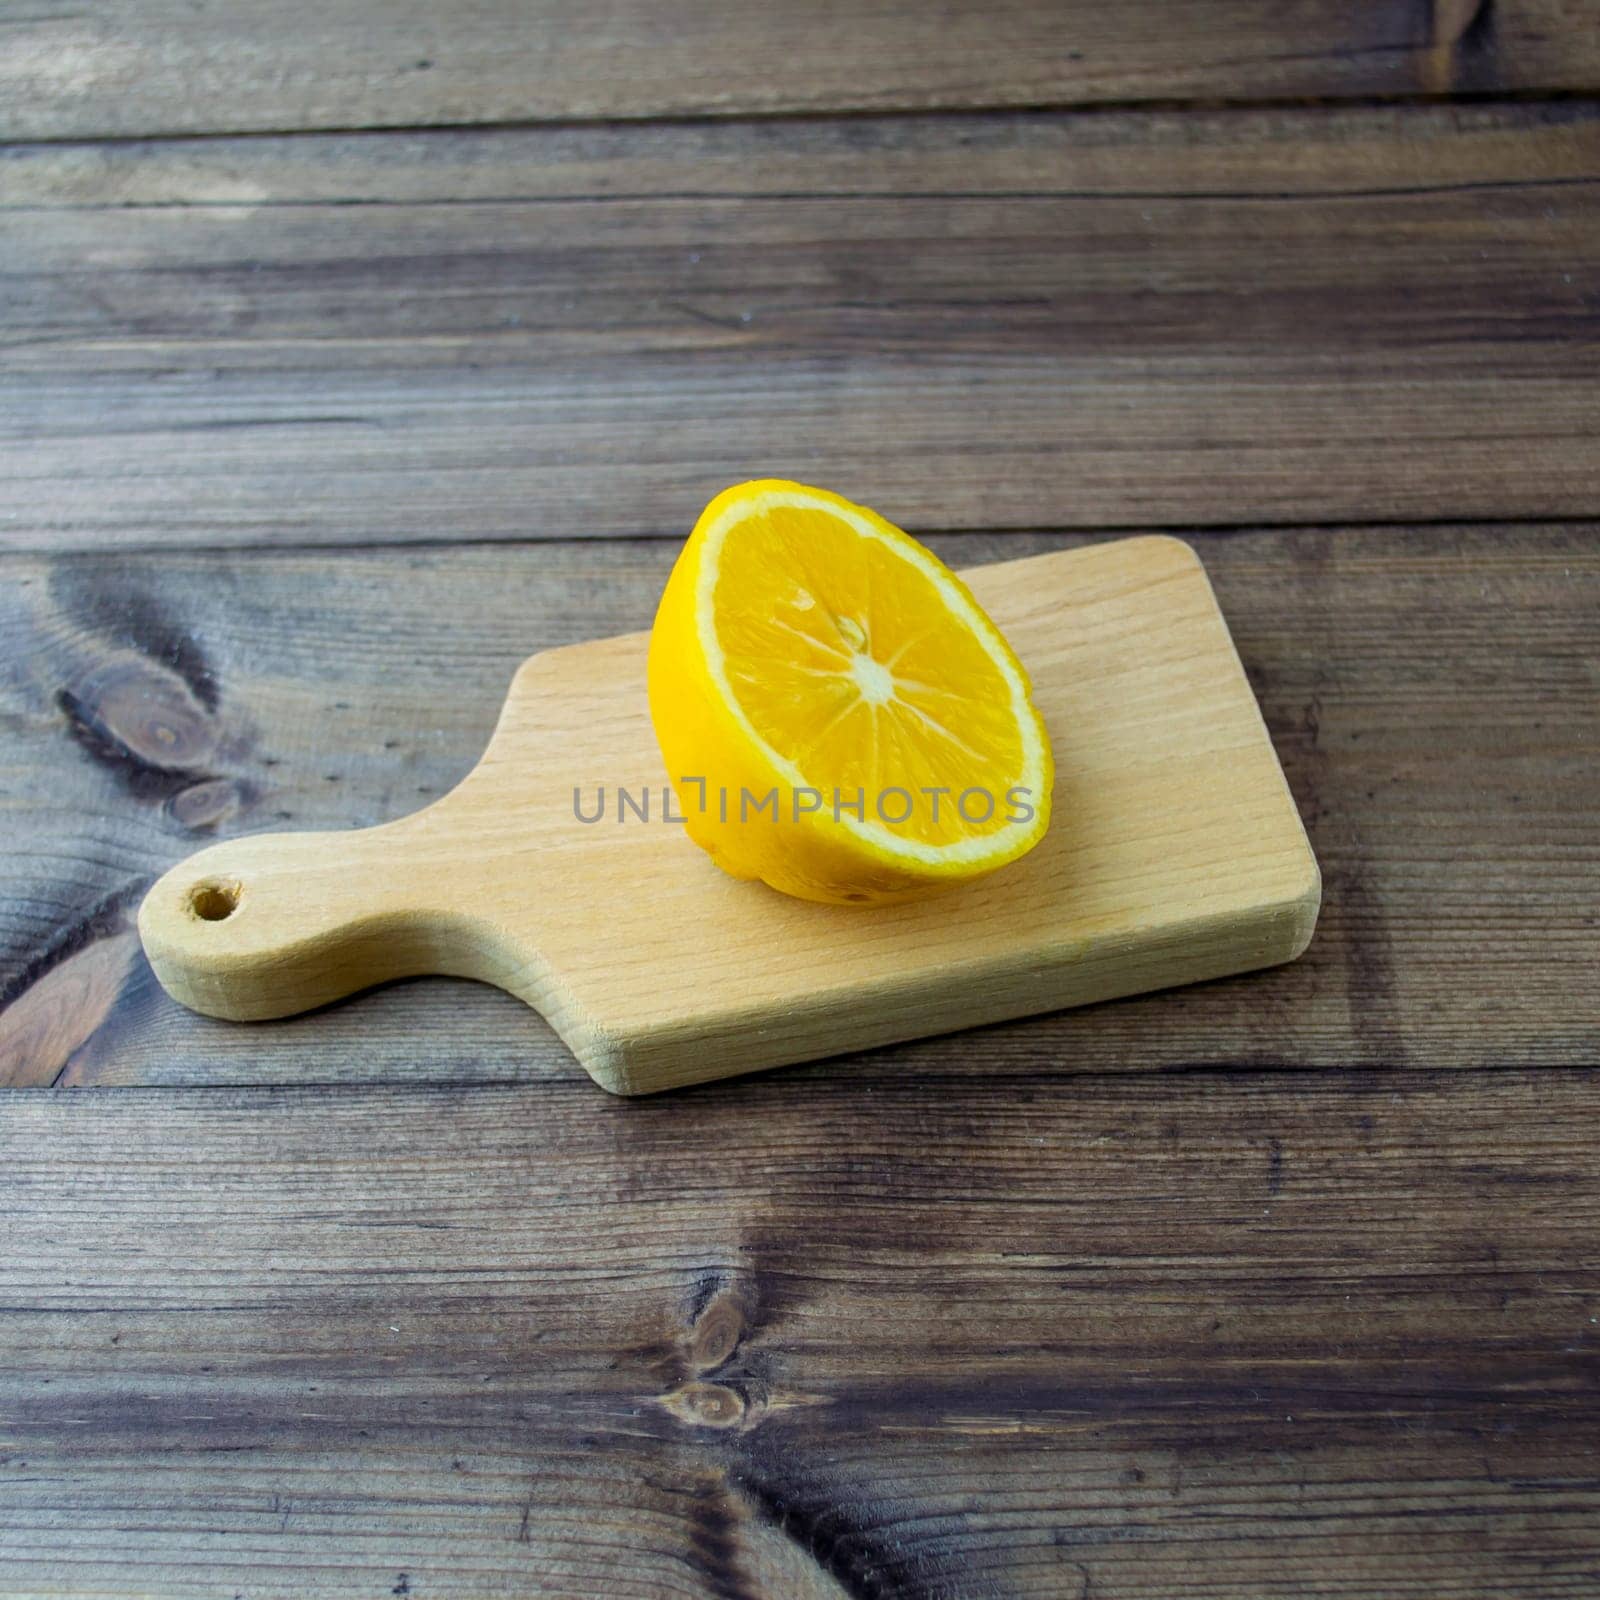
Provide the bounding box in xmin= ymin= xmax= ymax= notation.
xmin=850 ymin=653 xmax=895 ymax=705
xmin=694 ymin=485 xmax=1049 ymax=868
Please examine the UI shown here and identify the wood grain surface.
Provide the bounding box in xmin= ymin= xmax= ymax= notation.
xmin=5 ymin=102 xmax=1598 ymax=549
xmin=5 ymin=5 xmax=1600 ymax=1591
xmin=2 ymin=1073 xmax=1598 ymax=1596
xmin=3 ymin=0 xmax=1596 ymax=141
xmin=3 ymin=525 xmax=1595 ymax=1091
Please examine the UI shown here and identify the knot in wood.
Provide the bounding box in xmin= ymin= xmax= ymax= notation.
xmin=688 ymin=1296 xmax=745 ymax=1373
xmin=166 ymin=777 xmax=246 ymax=831
xmin=64 ymin=658 xmax=219 ymax=773
xmin=658 ymin=1380 xmax=746 ymax=1430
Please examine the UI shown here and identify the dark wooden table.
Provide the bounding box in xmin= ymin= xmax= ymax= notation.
xmin=3 ymin=5 xmax=1599 ymax=1595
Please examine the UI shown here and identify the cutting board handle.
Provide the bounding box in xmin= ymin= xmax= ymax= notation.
xmin=137 ymin=817 xmax=496 ymax=1022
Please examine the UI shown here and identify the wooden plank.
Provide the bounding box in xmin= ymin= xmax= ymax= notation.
xmin=3 ymin=0 xmax=1596 ymax=142
xmin=16 ymin=101 xmax=1599 ymax=207
xmin=2 ymin=525 xmax=1595 ymax=1088
xmin=4 ymin=102 xmax=1598 ymax=549
xmin=2 ymin=1072 xmax=1598 ymax=1595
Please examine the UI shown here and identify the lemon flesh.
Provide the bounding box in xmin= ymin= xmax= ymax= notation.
xmin=647 ymin=480 xmax=1053 ymax=904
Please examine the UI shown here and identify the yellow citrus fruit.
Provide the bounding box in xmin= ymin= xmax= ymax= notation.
xmin=647 ymin=480 xmax=1053 ymax=904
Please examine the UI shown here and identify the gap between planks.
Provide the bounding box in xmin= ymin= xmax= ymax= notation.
xmin=3 ymin=86 xmax=1598 ymax=154
xmin=10 ymin=513 xmax=1600 ymax=562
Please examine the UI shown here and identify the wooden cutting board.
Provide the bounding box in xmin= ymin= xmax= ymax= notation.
xmin=139 ymin=536 xmax=1319 ymax=1093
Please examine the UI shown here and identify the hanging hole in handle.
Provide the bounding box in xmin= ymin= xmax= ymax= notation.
xmin=188 ymin=880 xmax=241 ymax=922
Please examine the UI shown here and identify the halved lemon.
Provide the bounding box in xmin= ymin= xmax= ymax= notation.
xmin=647 ymin=480 xmax=1053 ymax=904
